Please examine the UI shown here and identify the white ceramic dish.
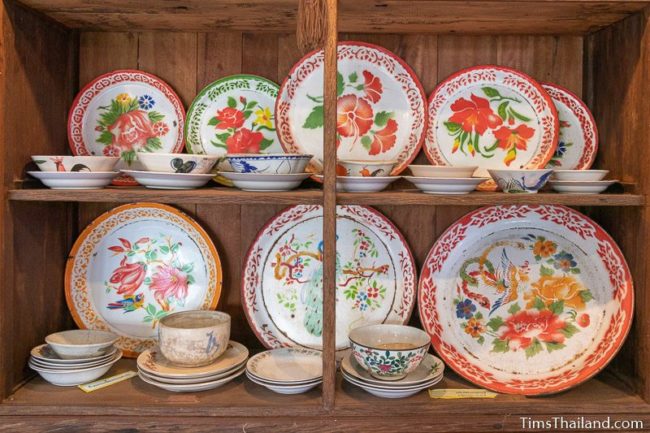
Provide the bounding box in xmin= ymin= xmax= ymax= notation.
xmin=488 ymin=168 xmax=553 ymax=193
xmin=136 ymin=153 xmax=219 ymax=174
xmin=30 ymin=354 xmax=118 ymax=370
xmin=30 ymin=344 xmax=118 ymax=365
xmin=341 ymin=368 xmax=441 ymax=391
xmin=552 ymin=169 xmax=609 ymax=181
xmin=342 ymin=370 xmax=443 ymax=398
xmin=120 ymin=169 xmax=214 ymax=189
xmin=246 ymin=348 xmax=322 ymax=383
xmin=408 ymin=165 xmax=477 ymax=178
xmin=549 ymin=180 xmax=616 ymax=194
xmin=45 ymin=330 xmax=118 ymax=359
xmin=219 ymin=172 xmax=310 ymax=191
xmin=341 ymin=352 xmax=444 ymax=387
xmin=245 ymin=371 xmax=322 ymax=395
xmin=313 ymin=175 xmax=398 ymax=193
xmin=28 ymin=171 xmax=119 ymax=189
xmin=338 ymin=160 xmax=396 ymax=177
xmin=32 ymin=155 xmax=119 ymax=172
xmin=225 ymin=153 xmax=312 ymax=174
xmin=138 ymin=359 xmax=246 ymax=384
xmin=138 ymin=364 xmax=246 ymax=393
xmin=29 ymin=350 xmax=122 ymax=386
xmin=403 ymin=176 xmax=488 ymax=194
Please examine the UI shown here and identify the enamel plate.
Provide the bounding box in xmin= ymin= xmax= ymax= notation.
xmin=542 ymin=83 xmax=598 ymax=169
xmin=276 ymin=41 xmax=426 ymax=175
xmin=65 ymin=203 xmax=223 ymax=357
xmin=425 ymin=65 xmax=558 ymax=188
xmin=242 ymin=205 xmax=416 ymax=351
xmin=419 ymin=205 xmax=633 ymax=395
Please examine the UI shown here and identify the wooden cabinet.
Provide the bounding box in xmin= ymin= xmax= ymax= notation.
xmin=1 ymin=1 xmax=649 ymax=431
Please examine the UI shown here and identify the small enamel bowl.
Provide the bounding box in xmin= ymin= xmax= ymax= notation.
xmin=349 ymin=324 xmax=430 ymax=381
xmin=45 ymin=330 xmax=118 ymax=359
xmin=408 ymin=165 xmax=477 ymax=178
xmin=158 ymin=311 xmax=231 ymax=367
xmin=488 ymin=169 xmax=553 ymax=193
xmin=225 ymin=153 xmax=312 ymax=174
xmin=136 ymin=153 xmax=219 ymax=174
xmin=337 ymin=160 xmax=396 ymax=177
xmin=552 ymin=169 xmax=609 ymax=182
xmin=32 ymin=156 xmax=119 ymax=172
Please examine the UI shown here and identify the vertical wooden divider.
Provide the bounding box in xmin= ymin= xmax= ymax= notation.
xmin=322 ymin=0 xmax=338 ymax=411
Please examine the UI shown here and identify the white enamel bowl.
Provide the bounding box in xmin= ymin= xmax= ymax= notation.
xmin=549 ymin=180 xmax=616 ymax=194
xmin=121 ymin=170 xmax=214 ymax=189
xmin=342 ymin=370 xmax=443 ymax=398
xmin=31 ymin=344 xmax=118 ymax=365
xmin=28 ymin=171 xmax=119 ymax=189
xmin=136 ymin=152 xmax=219 ymax=174
xmin=219 ymin=172 xmax=311 ymax=191
xmin=403 ymin=177 xmax=488 ymax=194
xmin=488 ymin=169 xmax=553 ymax=193
xmin=245 ymin=371 xmax=322 ymax=394
xmin=313 ymin=175 xmax=398 ymax=192
xmin=29 ymin=351 xmax=122 ymax=386
xmin=338 ymin=160 xmax=396 ymax=177
xmin=552 ymin=169 xmax=609 ymax=181
xmin=408 ymin=165 xmax=477 ymax=178
xmin=31 ymin=155 xmax=119 ymax=172
xmin=225 ymin=153 xmax=312 ymax=174
xmin=45 ymin=330 xmax=118 ymax=359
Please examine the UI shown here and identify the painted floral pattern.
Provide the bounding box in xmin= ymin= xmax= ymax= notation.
xmin=353 ymin=346 xmax=425 ymax=377
xmin=546 ymin=120 xmax=573 ymax=167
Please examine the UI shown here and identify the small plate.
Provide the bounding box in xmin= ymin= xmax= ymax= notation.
xmin=28 ymin=171 xmax=119 ymax=189
xmin=403 ymin=176 xmax=489 ymax=195
xmin=341 ymin=352 xmax=444 ymax=388
xmin=313 ymin=175 xmax=398 ymax=193
xmin=245 ymin=371 xmax=322 ymax=395
xmin=219 ymin=172 xmax=310 ymax=191
xmin=120 ymin=170 xmax=214 ymax=189
xmin=30 ymin=354 xmax=119 ymax=371
xmin=30 ymin=344 xmax=118 ymax=365
xmin=29 ymin=349 xmax=123 ymax=372
xmin=342 ymin=371 xmax=443 ymax=398
xmin=138 ymin=364 xmax=245 ymax=393
xmin=138 ymin=358 xmax=246 ymax=384
xmin=246 ymin=348 xmax=322 ymax=383
xmin=549 ymin=180 xmax=616 ymax=194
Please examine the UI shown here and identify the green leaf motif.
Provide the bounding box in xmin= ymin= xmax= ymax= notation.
xmin=507 ymin=303 xmax=521 ymax=315
xmin=509 ymin=107 xmax=532 ymax=122
xmin=349 ymin=72 xmax=358 ymax=83
xmin=477 ymin=336 xmax=485 ymax=345
xmin=303 ymin=105 xmax=324 ymax=129
xmin=97 ymin=131 xmax=114 ymax=145
xmin=482 ymin=87 xmax=502 ymax=98
xmin=444 ymin=121 xmax=461 ymax=133
xmin=207 ymin=117 xmax=220 ymax=126
xmin=374 ymin=111 xmax=393 ymax=127
xmin=540 ymin=265 xmax=554 ymax=276
xmin=337 ymin=72 xmax=344 ymax=96
xmin=227 ymin=96 xmax=237 ymax=108
xmin=580 ymin=290 xmax=594 ymax=303
xmin=474 ymin=311 xmax=483 ymax=320
xmin=361 ymin=135 xmax=372 ymax=150
xmin=545 ymin=342 xmax=566 ymax=353
xmin=243 ymin=110 xmax=253 ymax=119
xmin=549 ymin=300 xmax=564 ymax=315
xmin=561 ymin=323 xmax=579 ymax=339
xmin=260 ymin=138 xmax=274 ymax=150
xmin=160 ymin=245 xmax=170 ymax=254
xmin=487 ymin=316 xmax=504 ymax=332
xmin=145 ymin=137 xmax=162 ymax=151
xmin=216 ymin=132 xmax=231 ymax=142
xmin=492 ymin=338 xmax=509 ymax=353
xmin=148 ymin=111 xmax=165 ymax=123
xmin=533 ymin=297 xmax=546 ymax=311
xmin=497 ymin=101 xmax=509 ymax=120
xmin=525 ymin=338 xmax=543 ymax=358
xmin=246 ymin=101 xmax=258 ymax=110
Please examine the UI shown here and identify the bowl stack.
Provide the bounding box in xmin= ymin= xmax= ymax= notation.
xmin=122 ymin=153 xmax=219 ymax=189
xmin=29 ymin=330 xmax=122 ymax=386
xmin=28 ymin=155 xmax=120 ymax=189
xmin=219 ymin=153 xmax=313 ymax=191
xmin=549 ymin=169 xmax=617 ymax=194
xmin=245 ymin=348 xmax=323 ymax=394
xmin=324 ymin=160 xmax=400 ymax=193
xmin=404 ymin=165 xmax=487 ymax=194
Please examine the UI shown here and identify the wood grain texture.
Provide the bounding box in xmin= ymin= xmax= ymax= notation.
xmin=196 ymin=32 xmax=242 ymax=89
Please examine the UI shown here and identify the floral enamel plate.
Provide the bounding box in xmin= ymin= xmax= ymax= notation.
xmin=419 ymin=205 xmax=633 ymax=395
xmin=185 ymin=74 xmax=282 ymax=185
xmin=542 ymin=83 xmax=598 ymax=169
xmin=425 ymin=65 xmax=559 ymax=188
xmin=276 ymin=41 xmax=427 ymax=175
xmin=242 ymin=205 xmax=416 ymax=351
xmin=65 ymin=203 xmax=223 ymax=358
xmin=68 ymin=70 xmax=185 ymax=185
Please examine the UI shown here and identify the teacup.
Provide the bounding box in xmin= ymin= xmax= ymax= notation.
xmin=337 ymin=160 xmax=396 ymax=177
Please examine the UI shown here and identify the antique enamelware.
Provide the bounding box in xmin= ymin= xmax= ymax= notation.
xmin=28 ymin=171 xmax=119 ymax=189
xmin=242 ymin=205 xmax=416 ymax=351
xmin=488 ymin=168 xmax=553 ymax=193
xmin=425 ymin=65 xmax=559 ymax=190
xmin=403 ymin=176 xmax=488 ymax=194
xmin=543 ymin=83 xmax=598 ymax=169
xmin=65 ymin=203 xmax=223 ymax=357
xmin=337 ymin=160 xmax=396 ymax=177
xmin=32 ymin=155 xmax=119 ymax=172
xmin=313 ymin=175 xmax=398 ymax=193
xmin=341 ymin=352 xmax=444 ymax=387
xmin=408 ymin=165 xmax=477 ymax=178
xmin=45 ymin=330 xmax=117 ymax=359
xmin=219 ymin=172 xmax=311 ymax=191
xmin=138 ymin=364 xmax=246 ymax=393
xmin=245 ymin=370 xmax=322 ymax=395
xmin=136 ymin=152 xmax=219 ymax=174
xmin=418 ymin=205 xmax=633 ymax=395
xmin=225 ymin=153 xmax=312 ymax=174
xmin=29 ymin=350 xmax=122 ymax=387
xmin=552 ymin=169 xmax=608 ymax=181
xmin=121 ymin=169 xmax=214 ymax=189
xmin=549 ymin=180 xmax=616 ymax=194
xmin=31 ymin=344 xmax=118 ymax=365
xmin=277 ymin=41 xmax=426 ymax=176
xmin=246 ymin=348 xmax=322 ymax=384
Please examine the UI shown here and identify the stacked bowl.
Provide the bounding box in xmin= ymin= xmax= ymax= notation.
xmin=29 ymin=330 xmax=122 ymax=386
xmin=245 ymin=348 xmax=323 ymax=394
xmin=324 ymin=160 xmax=400 ymax=192
xmin=28 ymin=155 xmax=120 ymax=189
xmin=404 ymin=165 xmax=487 ymax=194
xmin=123 ymin=153 xmax=219 ymax=189
xmin=136 ymin=311 xmax=249 ymax=392
xmin=549 ymin=169 xmax=617 ymax=194
xmin=219 ymin=153 xmax=313 ymax=191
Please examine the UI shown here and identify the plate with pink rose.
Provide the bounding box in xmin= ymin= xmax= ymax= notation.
xmin=65 ymin=203 xmax=223 ymax=358
xmin=185 ymin=74 xmax=283 ymax=186
xmin=67 ymin=70 xmax=186 ymax=186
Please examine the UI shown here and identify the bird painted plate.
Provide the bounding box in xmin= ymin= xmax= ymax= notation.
xmin=276 ymin=41 xmax=427 ymax=176
xmin=65 ymin=203 xmax=223 ymax=358
xmin=242 ymin=205 xmax=416 ymax=351
xmin=185 ymin=74 xmax=283 ymax=185
xmin=425 ymin=65 xmax=559 ymax=190
xmin=68 ymin=70 xmax=185 ymax=186
xmin=542 ymin=83 xmax=598 ymax=169
xmin=418 ymin=205 xmax=633 ymax=395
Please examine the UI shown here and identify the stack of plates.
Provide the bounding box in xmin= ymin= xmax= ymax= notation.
xmin=246 ymin=348 xmax=322 ymax=394
xmin=136 ymin=341 xmax=249 ymax=393
xmin=341 ymin=352 xmax=444 ymax=398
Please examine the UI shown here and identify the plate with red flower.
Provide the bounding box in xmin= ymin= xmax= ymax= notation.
xmin=425 ymin=65 xmax=559 ymax=190
xmin=242 ymin=205 xmax=416 ymax=351
xmin=65 ymin=203 xmax=223 ymax=358
xmin=68 ymin=70 xmax=186 ymax=186
xmin=418 ymin=205 xmax=633 ymax=395
xmin=185 ymin=74 xmax=283 ymax=185
xmin=542 ymin=83 xmax=598 ymax=169
xmin=276 ymin=41 xmax=427 ymax=176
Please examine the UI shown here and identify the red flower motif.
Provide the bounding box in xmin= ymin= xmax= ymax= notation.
xmin=337 ymin=95 xmax=374 ymax=138
xmin=577 ymin=313 xmax=590 ymax=328
xmin=108 ymin=257 xmax=146 ymax=296
xmin=215 ymin=107 xmax=245 ymax=130
xmin=362 ymin=71 xmax=383 ymax=104
xmin=449 ymin=94 xmax=502 ymax=135
xmin=369 ymin=119 xmax=398 ymax=156
xmin=494 ymin=124 xmax=536 ymax=166
xmin=152 ymin=122 xmax=169 ymax=137
xmin=226 ymin=128 xmax=264 ymax=154
xmin=149 ymin=265 xmax=190 ymax=311
xmin=107 ymin=110 xmax=156 ymax=151
xmin=367 ymin=286 xmax=379 ymax=299
xmin=103 ymin=145 xmax=119 ymax=157
xmin=499 ymin=310 xmax=566 ymax=350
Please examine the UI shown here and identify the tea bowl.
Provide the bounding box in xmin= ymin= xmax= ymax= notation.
xmin=408 ymin=165 xmax=477 ymax=178
xmin=552 ymin=169 xmax=609 ymax=182
xmin=225 ymin=153 xmax=312 ymax=174
xmin=45 ymin=330 xmax=118 ymax=359
xmin=32 ymin=155 xmax=119 ymax=172
xmin=136 ymin=152 xmax=219 ymax=174
xmin=158 ymin=310 xmax=231 ymax=367
xmin=348 ymin=324 xmax=430 ymax=381
xmin=337 ymin=160 xmax=396 ymax=177
xmin=488 ymin=168 xmax=553 ymax=193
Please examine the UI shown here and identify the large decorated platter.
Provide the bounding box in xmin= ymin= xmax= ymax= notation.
xmin=276 ymin=41 xmax=427 ymax=175
xmin=242 ymin=205 xmax=416 ymax=350
xmin=67 ymin=70 xmax=185 ymax=185
xmin=65 ymin=203 xmax=223 ymax=357
xmin=418 ymin=205 xmax=633 ymax=395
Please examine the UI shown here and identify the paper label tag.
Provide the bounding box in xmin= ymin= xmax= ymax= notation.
xmin=428 ymin=388 xmax=497 ymax=399
xmin=78 ymin=371 xmax=137 ymax=393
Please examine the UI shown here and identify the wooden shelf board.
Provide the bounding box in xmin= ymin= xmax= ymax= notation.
xmin=14 ymin=0 xmax=650 ymax=33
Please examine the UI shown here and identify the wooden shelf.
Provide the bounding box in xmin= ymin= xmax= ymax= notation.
xmin=15 ymin=0 xmax=650 ymax=34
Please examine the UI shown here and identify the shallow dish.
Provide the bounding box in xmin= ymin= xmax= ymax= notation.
xmin=488 ymin=168 xmax=553 ymax=193
xmin=136 ymin=153 xmax=218 ymax=174
xmin=403 ymin=176 xmax=488 ymax=195
xmin=549 ymin=180 xmax=616 ymax=194
xmin=32 ymin=155 xmax=119 ymax=172
xmin=121 ymin=169 xmax=214 ymax=189
xmin=138 ymin=364 xmax=245 ymax=393
xmin=245 ymin=371 xmax=322 ymax=395
xmin=342 ymin=370 xmax=442 ymax=398
xmin=337 ymin=160 xmax=396 ymax=177
xmin=226 ymin=153 xmax=312 ymax=174
xmin=28 ymin=171 xmax=119 ymax=189
xmin=246 ymin=348 xmax=322 ymax=383
xmin=313 ymin=175 xmax=398 ymax=193
xmin=341 ymin=352 xmax=444 ymax=387
xmin=552 ymin=169 xmax=609 ymax=182
xmin=29 ymin=350 xmax=122 ymax=386
xmin=30 ymin=354 xmax=118 ymax=370
xmin=30 ymin=344 xmax=118 ymax=365
xmin=138 ymin=359 xmax=246 ymax=384
xmin=219 ymin=172 xmax=310 ymax=191
xmin=408 ymin=165 xmax=477 ymax=178
xmin=45 ymin=330 xmax=118 ymax=359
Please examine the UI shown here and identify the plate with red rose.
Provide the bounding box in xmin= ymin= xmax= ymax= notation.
xmin=276 ymin=41 xmax=427 ymax=176
xmin=418 ymin=205 xmax=633 ymax=395
xmin=425 ymin=65 xmax=559 ymax=190
xmin=68 ymin=70 xmax=186 ymax=186
xmin=65 ymin=203 xmax=223 ymax=358
xmin=185 ymin=74 xmax=283 ymax=185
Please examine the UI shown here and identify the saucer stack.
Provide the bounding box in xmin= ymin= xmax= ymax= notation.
xmin=404 ymin=165 xmax=487 ymax=194
xmin=28 ymin=155 xmax=120 ymax=189
xmin=219 ymin=154 xmax=313 ymax=191
xmin=549 ymin=169 xmax=617 ymax=194
xmin=245 ymin=348 xmax=322 ymax=394
xmin=122 ymin=152 xmax=218 ymax=189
